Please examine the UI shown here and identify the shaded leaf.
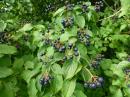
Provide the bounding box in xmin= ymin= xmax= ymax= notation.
xmin=0 ymin=67 xmax=13 ymax=78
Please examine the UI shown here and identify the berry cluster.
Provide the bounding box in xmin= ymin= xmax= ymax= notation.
xmin=39 ymin=52 xmax=53 ymax=65
xmin=61 ymin=17 xmax=74 ymax=28
xmin=45 ymin=3 xmax=55 ymax=13
xmin=84 ymin=77 xmax=104 ymax=89
xmin=0 ymin=32 xmax=11 ymax=44
xmin=123 ymin=69 xmax=130 ymax=88
xmin=62 ymin=43 xmax=79 ymax=61
xmin=73 ymin=47 xmax=79 ymax=56
xmin=77 ymin=29 xmax=91 ymax=47
xmin=91 ymin=54 xmax=104 ymax=68
xmin=124 ymin=68 xmax=130 ymax=75
xmin=81 ymin=4 xmax=88 ymax=13
xmin=44 ymin=39 xmax=52 ymax=45
xmin=94 ymin=1 xmax=103 ymax=12
xmin=40 ymin=74 xmax=52 ymax=86
xmin=52 ymin=38 xmax=66 ymax=53
xmin=65 ymin=3 xmax=74 ymax=11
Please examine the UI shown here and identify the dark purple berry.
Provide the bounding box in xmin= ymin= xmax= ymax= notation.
xmin=63 ymin=56 xmax=67 ymax=61
xmin=128 ymin=58 xmax=130 ymax=62
xmin=61 ymin=46 xmax=66 ymax=51
xmin=89 ymin=83 xmax=96 ymax=89
xmin=74 ymin=47 xmax=78 ymax=52
xmin=128 ymin=84 xmax=130 ymax=88
xmin=85 ymin=41 xmax=90 ymax=46
xmin=96 ymin=82 xmax=102 ymax=88
xmin=69 ymin=55 xmax=73 ymax=59
xmin=85 ymin=34 xmax=90 ymax=39
xmin=74 ymin=52 xmax=79 ymax=56
xmin=98 ymin=77 xmax=104 ymax=83
xmin=84 ymin=82 xmax=89 ymax=88
xmin=61 ymin=29 xmax=65 ymax=33
xmin=68 ymin=43 xmax=73 ymax=48
xmin=59 ymin=48 xmax=63 ymax=52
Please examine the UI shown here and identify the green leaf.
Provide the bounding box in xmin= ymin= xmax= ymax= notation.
xmin=24 ymin=61 xmax=34 ymax=70
xmin=0 ymin=67 xmax=13 ymax=78
xmin=13 ymin=58 xmax=24 ymax=72
xmin=0 ymin=82 xmax=15 ymax=97
xmin=74 ymin=90 xmax=87 ymax=97
xmin=119 ymin=0 xmax=130 ymax=17
xmin=120 ymin=24 xmax=127 ymax=31
xmin=100 ymin=59 xmax=112 ymax=70
xmin=53 ymin=7 xmax=65 ymax=17
xmin=112 ymin=89 xmax=123 ymax=97
xmin=65 ymin=59 xmax=78 ymax=79
xmin=77 ymin=43 xmax=87 ymax=60
xmin=81 ymin=68 xmax=92 ymax=81
xmin=0 ymin=20 xmax=6 ymax=32
xmin=75 ymin=16 xmax=85 ymax=28
xmin=109 ymin=86 xmax=118 ymax=94
xmin=28 ymin=79 xmax=38 ymax=97
xmin=123 ymin=88 xmax=130 ymax=96
xmin=46 ymin=47 xmax=54 ymax=57
xmin=18 ymin=23 xmax=33 ymax=32
xmin=0 ymin=44 xmax=17 ymax=54
xmin=51 ymin=74 xmax=63 ymax=94
xmin=60 ymin=32 xmax=70 ymax=42
xmin=112 ymin=79 xmax=122 ymax=86
xmin=116 ymin=52 xmax=128 ymax=59
xmin=21 ymin=65 xmax=41 ymax=83
xmin=51 ymin=64 xmax=63 ymax=75
xmin=62 ymin=79 xmax=76 ymax=97
xmin=0 ymin=56 xmax=11 ymax=67
xmin=0 ymin=54 xmax=4 ymax=58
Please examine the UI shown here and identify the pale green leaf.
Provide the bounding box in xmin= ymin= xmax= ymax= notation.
xmin=0 ymin=44 xmax=17 ymax=54
xmin=18 ymin=23 xmax=33 ymax=32
xmin=0 ymin=20 xmax=6 ymax=32
xmin=53 ymin=7 xmax=65 ymax=17
xmin=65 ymin=59 xmax=78 ymax=79
xmin=112 ymin=89 xmax=123 ymax=97
xmin=74 ymin=90 xmax=87 ymax=97
xmin=62 ymin=79 xmax=76 ymax=97
xmin=51 ymin=74 xmax=63 ymax=94
xmin=46 ymin=47 xmax=54 ymax=57
xmin=28 ymin=79 xmax=38 ymax=97
xmin=75 ymin=16 xmax=85 ymax=28
xmin=51 ymin=64 xmax=63 ymax=75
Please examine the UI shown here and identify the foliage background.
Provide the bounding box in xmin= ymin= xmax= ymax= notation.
xmin=0 ymin=0 xmax=130 ymax=97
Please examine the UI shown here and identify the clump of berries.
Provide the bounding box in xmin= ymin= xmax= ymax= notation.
xmin=94 ymin=1 xmax=103 ymax=12
xmin=40 ymin=73 xmax=52 ymax=86
xmin=62 ymin=43 xmax=79 ymax=61
xmin=81 ymin=4 xmax=89 ymax=13
xmin=65 ymin=1 xmax=74 ymax=11
xmin=39 ymin=52 xmax=53 ymax=64
xmin=84 ymin=76 xmax=104 ymax=89
xmin=52 ymin=38 xmax=66 ymax=53
xmin=91 ymin=54 xmax=104 ymax=68
xmin=0 ymin=32 xmax=11 ymax=44
xmin=77 ymin=29 xmax=91 ymax=47
xmin=61 ymin=17 xmax=74 ymax=28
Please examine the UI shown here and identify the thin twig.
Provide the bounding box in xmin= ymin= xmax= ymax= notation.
xmin=98 ymin=9 xmax=121 ymax=21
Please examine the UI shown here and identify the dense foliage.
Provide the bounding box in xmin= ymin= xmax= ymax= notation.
xmin=0 ymin=0 xmax=130 ymax=97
